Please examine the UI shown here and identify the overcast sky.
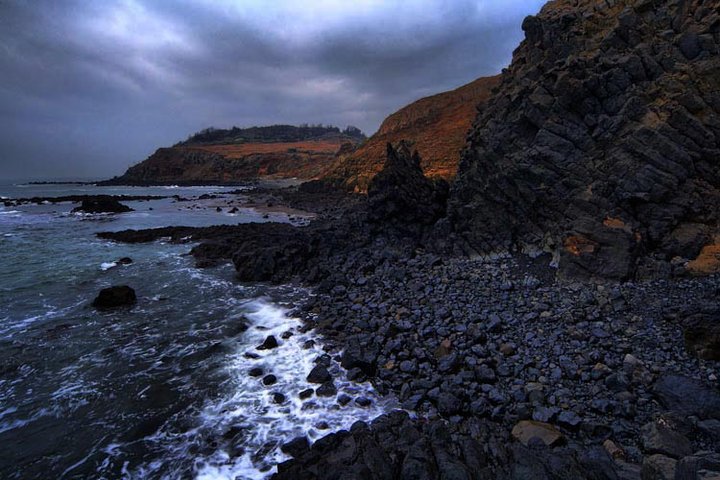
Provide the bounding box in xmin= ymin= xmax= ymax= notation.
xmin=0 ymin=0 xmax=544 ymax=180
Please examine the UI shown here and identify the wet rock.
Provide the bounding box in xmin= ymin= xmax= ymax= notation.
xmin=92 ymin=285 xmax=136 ymax=309
xmin=340 ymin=339 xmax=378 ymax=376
xmin=299 ymin=388 xmax=313 ymax=400
xmin=248 ymin=367 xmax=263 ymax=377
xmin=511 ymin=421 xmax=564 ymax=447
xmin=117 ymin=257 xmax=133 ymax=265
xmin=280 ymin=436 xmax=309 ymax=458
xmin=72 ymin=196 xmax=133 ymax=214
xmin=257 ymin=335 xmax=279 ymax=350
xmin=272 ymin=392 xmax=286 ymax=404
xmin=316 ymin=382 xmax=337 ymax=397
xmin=355 ymin=397 xmax=372 ymax=407
xmin=306 ymin=365 xmax=332 ymax=384
xmin=262 ymin=375 xmax=277 ymax=386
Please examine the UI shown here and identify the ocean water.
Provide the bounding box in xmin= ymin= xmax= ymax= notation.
xmin=0 ymin=183 xmax=392 ymax=479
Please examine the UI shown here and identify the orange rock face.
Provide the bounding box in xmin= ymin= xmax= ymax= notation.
xmin=324 ymin=76 xmax=500 ymax=192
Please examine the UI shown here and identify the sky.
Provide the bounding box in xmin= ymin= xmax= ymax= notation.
xmin=0 ymin=0 xmax=544 ymax=180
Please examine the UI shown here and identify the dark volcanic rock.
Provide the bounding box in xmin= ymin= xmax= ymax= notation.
xmin=306 ymin=365 xmax=332 ymax=384
xmin=340 ymin=339 xmax=378 ymax=376
xmin=653 ymin=375 xmax=720 ymax=420
xmin=72 ymin=196 xmax=134 ymax=214
xmin=367 ymin=142 xmax=448 ymax=234
xmin=448 ymin=0 xmax=720 ymax=280
xmin=273 ymin=410 xmax=634 ymax=480
xmin=92 ymin=285 xmax=136 ymax=309
xmin=257 ymin=335 xmax=279 ymax=350
xmin=682 ymin=306 xmax=720 ymax=360
xmin=675 ymin=452 xmax=720 ymax=480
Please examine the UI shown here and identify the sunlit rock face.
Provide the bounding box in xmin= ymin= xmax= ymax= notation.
xmin=324 ymin=76 xmax=500 ymax=192
xmin=449 ymin=0 xmax=720 ymax=280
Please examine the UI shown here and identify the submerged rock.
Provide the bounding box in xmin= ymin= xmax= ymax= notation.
xmin=92 ymin=285 xmax=136 ymax=309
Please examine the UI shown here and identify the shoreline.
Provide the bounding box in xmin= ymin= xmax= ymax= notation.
xmin=96 ymin=178 xmax=720 ymax=478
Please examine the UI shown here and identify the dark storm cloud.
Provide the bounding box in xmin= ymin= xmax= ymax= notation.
xmin=0 ymin=0 xmax=545 ymax=180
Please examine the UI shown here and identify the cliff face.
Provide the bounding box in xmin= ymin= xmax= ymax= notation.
xmin=325 ymin=76 xmax=500 ymax=192
xmin=102 ymin=125 xmax=364 ymax=185
xmin=450 ymin=0 xmax=720 ymax=280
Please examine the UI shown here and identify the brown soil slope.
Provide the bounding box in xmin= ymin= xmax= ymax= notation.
xmin=325 ymin=76 xmax=500 ymax=192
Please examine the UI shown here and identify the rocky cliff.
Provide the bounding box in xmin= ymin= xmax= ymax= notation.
xmin=101 ymin=125 xmax=364 ymax=185
xmin=449 ymin=0 xmax=720 ymax=280
xmin=325 ymin=76 xmax=500 ymax=192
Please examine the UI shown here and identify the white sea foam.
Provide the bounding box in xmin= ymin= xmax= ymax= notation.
xmin=139 ymin=299 xmax=394 ymax=480
xmin=100 ymin=262 xmax=117 ymax=271
xmin=193 ymin=300 xmax=393 ymax=479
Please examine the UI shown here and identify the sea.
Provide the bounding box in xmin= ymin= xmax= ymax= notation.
xmin=0 ymin=182 xmax=392 ymax=479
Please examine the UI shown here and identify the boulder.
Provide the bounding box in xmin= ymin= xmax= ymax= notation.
xmin=511 ymin=420 xmax=564 ymax=447
xmin=306 ymin=365 xmax=332 ymax=384
xmin=257 ymin=335 xmax=279 ymax=350
xmin=675 ymin=452 xmax=720 ymax=480
xmin=640 ymin=421 xmax=692 ymax=459
xmin=92 ymin=286 xmax=136 ymax=309
xmin=340 ymin=339 xmax=378 ymax=376
xmin=653 ymin=375 xmax=720 ymax=420
xmin=683 ymin=307 xmax=720 ymax=361
xmin=641 ymin=454 xmax=677 ymax=480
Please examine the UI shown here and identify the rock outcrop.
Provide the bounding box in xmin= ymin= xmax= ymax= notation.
xmin=366 ymin=142 xmax=448 ymax=234
xmin=325 ymin=76 xmax=500 ymax=192
xmin=449 ymin=0 xmax=720 ymax=280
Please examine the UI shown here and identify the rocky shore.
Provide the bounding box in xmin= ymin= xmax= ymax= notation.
xmin=98 ymin=142 xmax=720 ymax=479
xmin=96 ymin=0 xmax=720 ymax=475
